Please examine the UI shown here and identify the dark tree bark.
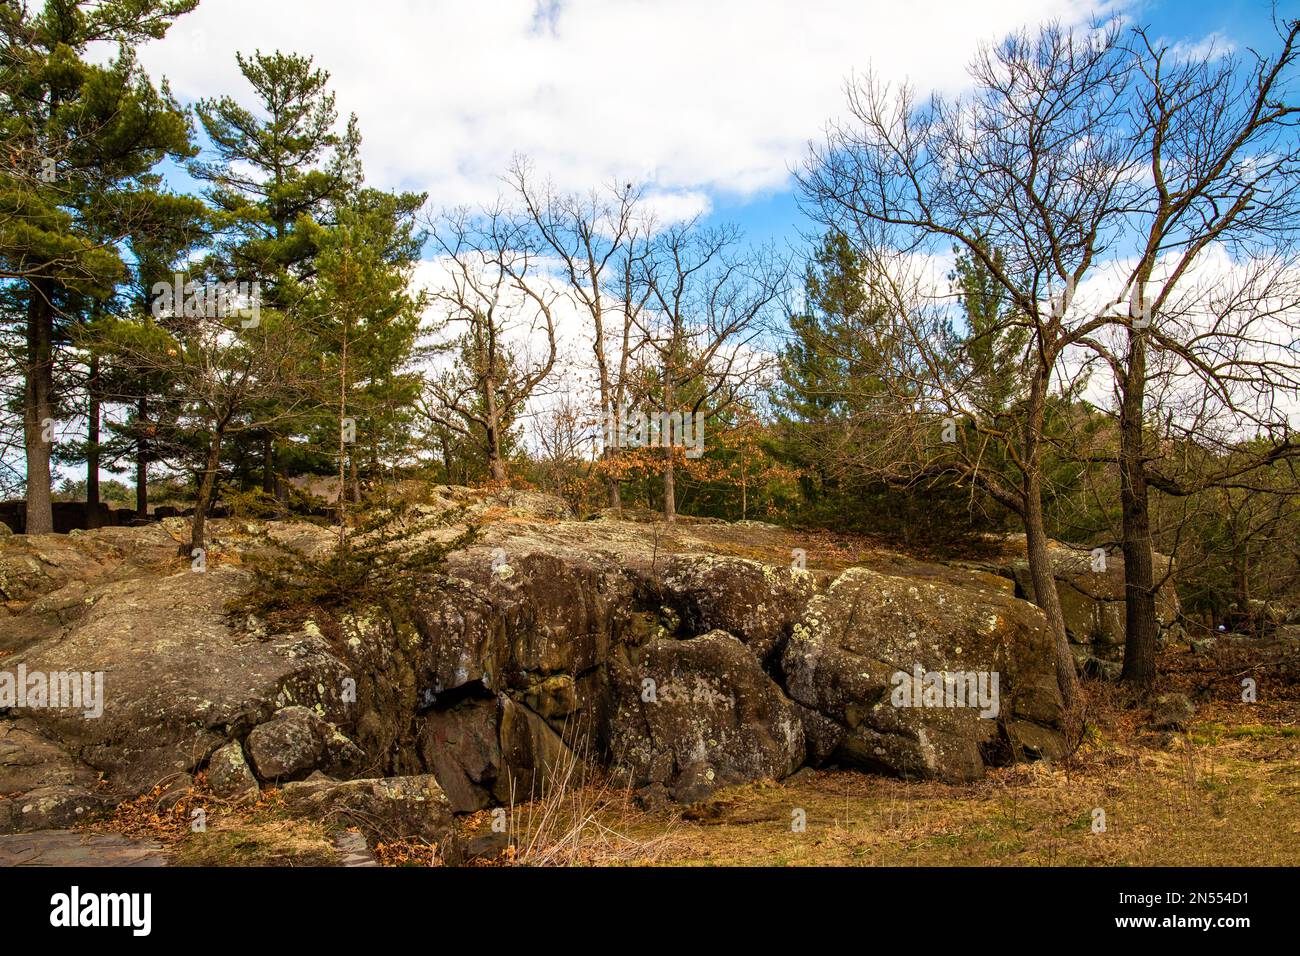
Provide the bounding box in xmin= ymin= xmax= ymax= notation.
xmin=135 ymin=396 xmax=149 ymax=518
xmin=85 ymin=350 xmax=102 ymax=528
xmin=188 ymin=429 xmax=224 ymax=555
xmin=24 ymin=281 xmax=55 ymax=535
xmin=1119 ymin=328 xmax=1159 ymax=687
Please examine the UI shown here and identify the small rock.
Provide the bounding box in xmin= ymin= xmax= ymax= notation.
xmin=155 ymin=773 xmax=194 ymax=811
xmin=1150 ymin=693 xmax=1196 ymax=731
xmin=206 ymin=742 xmax=259 ymax=803
xmin=634 ymin=782 xmax=672 ymax=811
xmin=279 ymin=774 xmax=458 ymax=860
xmin=246 ymin=706 xmax=364 ymax=782
xmin=1080 ymin=656 xmax=1122 ymax=682
xmin=464 ymin=830 xmax=510 ymax=861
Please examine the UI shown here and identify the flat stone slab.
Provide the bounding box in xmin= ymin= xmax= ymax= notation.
xmin=0 ymin=830 xmax=169 ymax=867
xmin=333 ymin=830 xmax=378 ymax=867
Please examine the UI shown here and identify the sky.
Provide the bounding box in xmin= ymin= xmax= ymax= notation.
xmin=45 ymin=0 xmax=1298 ymax=487
xmin=128 ymin=0 xmax=1299 ymax=260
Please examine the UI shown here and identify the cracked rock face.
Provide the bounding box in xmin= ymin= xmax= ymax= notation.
xmin=988 ymin=539 xmax=1182 ymax=663
xmin=609 ymin=629 xmax=806 ymax=802
xmin=651 ymin=555 xmax=817 ymax=662
xmin=780 ymin=566 xmax=1068 ymax=782
xmin=0 ymin=491 xmax=1086 ymax=836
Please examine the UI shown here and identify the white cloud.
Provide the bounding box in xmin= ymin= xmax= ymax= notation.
xmin=133 ymin=0 xmax=1111 ymax=210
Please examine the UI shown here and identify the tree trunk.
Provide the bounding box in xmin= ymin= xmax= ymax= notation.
xmin=348 ymin=448 xmax=362 ymax=503
xmin=189 ymin=429 xmax=223 ymax=555
xmin=663 ymin=447 xmax=676 ymax=522
xmin=1023 ymin=495 xmax=1079 ymax=712
xmin=485 ymin=419 xmax=506 ymax=483
xmin=338 ymin=335 xmax=348 ymax=546
xmin=1119 ymin=329 xmax=1159 ymax=688
xmin=86 ymin=350 xmax=101 ymax=526
xmin=1021 ymin=368 xmax=1080 ymax=712
xmin=24 ymin=281 xmax=55 ymax=535
xmin=261 ymin=432 xmax=275 ymax=494
xmin=605 ymin=446 xmax=622 ymax=510
xmin=135 ymin=396 xmax=149 ymax=518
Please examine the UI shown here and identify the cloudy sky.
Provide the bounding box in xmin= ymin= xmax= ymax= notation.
xmin=132 ymin=0 xmax=1287 ymax=252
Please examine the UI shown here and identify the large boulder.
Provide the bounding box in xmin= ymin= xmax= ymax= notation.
xmin=653 ymin=555 xmax=817 ymax=662
xmin=781 ymin=565 xmax=1068 ymax=782
xmin=244 ymin=706 xmax=364 ymax=783
xmin=416 ymin=694 xmax=579 ymax=812
xmin=418 ymin=698 xmax=503 ymax=812
xmin=609 ymin=629 xmax=806 ymax=802
xmin=278 ymin=773 xmax=457 ymax=855
xmin=987 ymin=539 xmax=1182 ymax=662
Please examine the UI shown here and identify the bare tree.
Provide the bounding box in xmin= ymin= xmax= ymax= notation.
xmin=1074 ymin=23 xmax=1300 ymax=686
xmin=799 ymin=22 xmax=1155 ymax=711
xmin=506 ymin=158 xmax=649 ymax=508
xmin=419 ymin=204 xmax=560 ymax=483
xmin=636 ymin=219 xmax=787 ymax=521
xmin=801 ymin=15 xmax=1300 ymax=704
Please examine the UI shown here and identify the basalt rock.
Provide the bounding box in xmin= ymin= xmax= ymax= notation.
xmin=245 ymin=705 xmax=364 ymax=783
xmin=0 ymin=494 xmax=1087 ymax=839
xmin=781 ymin=565 xmax=1068 ymax=782
xmin=609 ymin=629 xmax=805 ymax=802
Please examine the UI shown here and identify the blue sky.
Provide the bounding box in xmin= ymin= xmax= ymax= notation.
xmin=128 ymin=0 xmax=1297 ymax=261
xmin=699 ymin=0 xmax=1298 ymax=252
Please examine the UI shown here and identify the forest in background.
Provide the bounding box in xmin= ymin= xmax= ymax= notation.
xmin=3 ymin=1 xmax=1299 ymax=708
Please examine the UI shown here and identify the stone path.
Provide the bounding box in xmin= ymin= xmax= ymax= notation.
xmin=332 ymin=830 xmax=379 ymax=867
xmin=0 ymin=830 xmax=170 ymax=867
xmin=0 ymin=827 xmax=380 ymax=866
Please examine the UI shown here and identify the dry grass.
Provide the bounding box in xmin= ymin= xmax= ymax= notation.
xmin=78 ymin=639 xmax=1300 ymax=868
xmin=88 ymin=775 xmax=338 ymax=867
xmin=644 ymin=643 xmax=1300 ymax=867
xmin=461 ymin=735 xmax=684 ymax=867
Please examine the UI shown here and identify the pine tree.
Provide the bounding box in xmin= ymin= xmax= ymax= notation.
xmin=308 ymin=187 xmax=426 ymax=532
xmin=191 ymin=49 xmax=362 ymax=495
xmin=0 ymin=0 xmax=196 ymax=532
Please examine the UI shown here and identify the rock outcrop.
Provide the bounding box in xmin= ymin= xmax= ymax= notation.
xmin=609 ymin=629 xmax=805 ymax=801
xmin=971 ymin=538 xmax=1182 ymax=666
xmin=781 ymin=565 xmax=1067 ymax=782
xmin=0 ymin=486 xmax=1094 ymax=845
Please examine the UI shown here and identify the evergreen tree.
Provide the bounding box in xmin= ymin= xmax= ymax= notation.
xmin=308 ymin=186 xmax=426 ymax=529
xmin=0 ymin=0 xmax=196 ymax=532
xmin=190 ymin=49 xmax=361 ymax=494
